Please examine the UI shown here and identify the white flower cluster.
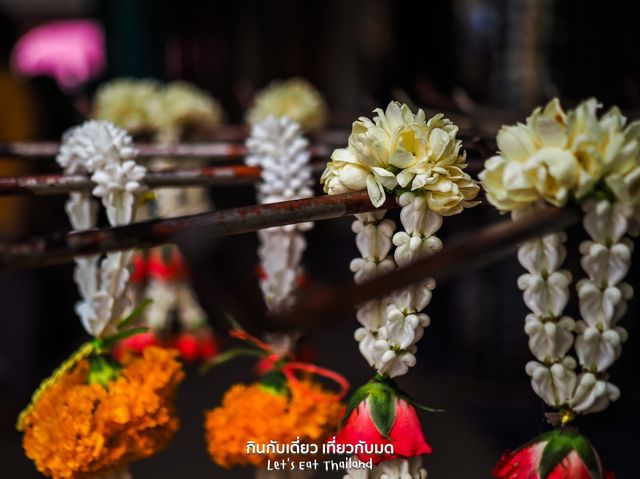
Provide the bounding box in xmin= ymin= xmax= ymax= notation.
xmin=144 ymin=278 xmax=206 ymax=331
xmin=246 ymin=116 xmax=314 ymax=311
xmin=352 ymin=192 xmax=442 ymax=378
xmin=93 ymin=79 xmax=224 ymax=144
xmin=516 ymin=199 xmax=636 ymax=415
xmin=344 ymin=457 xmax=427 ymax=479
xmin=56 ymin=121 xmax=146 ymax=338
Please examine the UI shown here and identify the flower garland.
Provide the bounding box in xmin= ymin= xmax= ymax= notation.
xmin=94 ymin=79 xmax=224 ymax=361
xmin=247 ymin=78 xmax=327 ymax=133
xmin=322 ymin=101 xmax=479 ymax=478
xmin=246 ymin=115 xmax=314 ymax=311
xmin=19 ymin=121 xmax=184 ymax=479
xmin=204 ymin=327 xmax=346 ymax=470
xmin=479 ymin=98 xmax=640 ymax=478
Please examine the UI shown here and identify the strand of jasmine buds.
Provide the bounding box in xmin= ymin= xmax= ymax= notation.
xmin=56 ymin=120 xmax=146 ymax=339
xmin=347 ymin=192 xmax=442 ymax=479
xmin=348 ymin=211 xmax=430 ymax=479
xmin=513 ymin=203 xmax=577 ymax=412
xmin=570 ymin=199 xmax=636 ymax=414
xmin=246 ymin=116 xmax=314 ymax=312
xmin=357 ymin=192 xmax=442 ymax=379
xmin=141 ymin=147 xmax=208 ymax=331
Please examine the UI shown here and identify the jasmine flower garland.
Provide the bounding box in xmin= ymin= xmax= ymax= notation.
xmin=322 ymin=102 xmax=479 ymax=479
xmin=246 ymin=115 xmax=314 ymax=312
xmin=481 ymin=98 xmax=640 ymax=479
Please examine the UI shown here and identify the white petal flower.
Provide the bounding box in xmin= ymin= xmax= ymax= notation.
xmin=323 ymin=101 xmax=479 ymax=212
xmin=481 ymin=97 xmax=640 ymax=211
xmin=93 ymin=78 xmax=160 ymax=134
xmin=247 ymin=78 xmax=327 ymax=133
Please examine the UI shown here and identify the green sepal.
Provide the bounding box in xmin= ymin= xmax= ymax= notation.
xmin=538 ymin=429 xmax=602 ymax=479
xmin=572 ymin=433 xmax=603 ymax=479
xmin=117 ymin=298 xmax=153 ymax=330
xmin=539 ymin=433 xmax=575 ymax=479
xmin=88 ymin=354 xmax=122 ymax=388
xmin=382 ymin=375 xmax=444 ymax=413
xmin=260 ymin=370 xmax=289 ymax=396
xmin=339 ymin=377 xmax=399 ymax=439
xmin=199 ymin=347 xmax=265 ymax=374
xmin=368 ymin=383 xmax=396 ymax=439
xmin=339 ymin=383 xmax=373 ymax=428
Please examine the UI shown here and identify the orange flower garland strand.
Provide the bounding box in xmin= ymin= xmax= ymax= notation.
xmin=22 ymin=346 xmax=184 ymax=479
xmin=205 ymin=379 xmax=344 ymax=468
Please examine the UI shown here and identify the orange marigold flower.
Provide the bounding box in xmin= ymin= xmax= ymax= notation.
xmin=204 ymin=379 xmax=344 ymax=468
xmin=22 ymin=346 xmax=184 ymax=479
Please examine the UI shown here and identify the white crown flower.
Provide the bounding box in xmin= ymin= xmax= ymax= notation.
xmin=247 ymin=78 xmax=328 ymax=133
xmin=93 ymin=79 xmax=160 ymax=134
xmin=480 ymin=98 xmax=640 ymax=212
xmin=151 ymin=81 xmax=224 ymax=143
xmin=321 ymin=101 xmax=479 ymax=213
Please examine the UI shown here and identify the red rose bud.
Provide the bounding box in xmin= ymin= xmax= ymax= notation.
xmin=334 ymin=379 xmax=432 ymax=464
xmin=130 ymin=254 xmax=148 ymax=283
xmin=174 ymin=333 xmax=200 ymax=362
xmin=493 ymin=429 xmax=614 ymax=479
xmin=112 ymin=331 xmax=159 ymax=360
xmin=198 ymin=330 xmax=220 ymax=361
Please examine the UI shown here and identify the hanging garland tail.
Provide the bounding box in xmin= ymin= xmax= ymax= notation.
xmin=480 ymin=97 xmax=640 ymax=479
xmin=322 ymin=101 xmax=480 ymax=478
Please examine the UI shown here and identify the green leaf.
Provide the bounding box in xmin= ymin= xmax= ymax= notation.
xmin=88 ymin=354 xmax=122 ymax=388
xmin=573 ymin=434 xmax=603 ymax=479
xmin=369 ymin=385 xmax=396 ymax=439
xmin=117 ymin=298 xmax=153 ymax=330
xmin=260 ymin=370 xmax=289 ymax=396
xmin=199 ymin=347 xmax=264 ymax=374
xmin=539 ymin=434 xmax=574 ymax=479
xmin=223 ymin=312 xmax=243 ymax=331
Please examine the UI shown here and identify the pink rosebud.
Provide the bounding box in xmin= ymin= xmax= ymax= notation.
xmin=334 ymin=379 xmax=432 ymax=464
xmin=493 ymin=430 xmax=614 ymax=479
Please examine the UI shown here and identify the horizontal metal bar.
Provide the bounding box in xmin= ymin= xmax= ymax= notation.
xmin=0 ymin=141 xmax=331 ymax=160
xmin=0 ymin=163 xmax=330 ymax=195
xmin=0 ymin=191 xmax=396 ymax=271
xmin=272 ymin=206 xmax=581 ymax=329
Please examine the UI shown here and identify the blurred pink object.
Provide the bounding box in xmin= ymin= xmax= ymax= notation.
xmin=11 ymin=20 xmax=105 ymax=92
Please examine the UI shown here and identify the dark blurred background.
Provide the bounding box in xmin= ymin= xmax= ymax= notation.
xmin=0 ymin=0 xmax=639 ymax=478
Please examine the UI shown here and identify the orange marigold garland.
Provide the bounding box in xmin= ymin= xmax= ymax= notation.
xmin=21 ymin=346 xmax=184 ymax=479
xmin=18 ymin=122 xmax=186 ymax=479
xmin=203 ymin=326 xmax=347 ymax=469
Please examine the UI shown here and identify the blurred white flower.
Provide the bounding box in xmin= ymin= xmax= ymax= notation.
xmin=247 ymin=78 xmax=327 ymax=133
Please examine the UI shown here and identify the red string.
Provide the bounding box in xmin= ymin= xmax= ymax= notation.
xmin=282 ymin=361 xmax=349 ymax=402
xmin=229 ymin=329 xmax=272 ymax=352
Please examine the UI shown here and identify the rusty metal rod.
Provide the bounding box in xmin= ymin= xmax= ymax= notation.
xmin=0 ymin=163 xmax=332 ymax=196
xmin=272 ymin=206 xmax=581 ymax=329
xmin=0 ymin=191 xmax=396 ymax=271
xmin=0 ymin=141 xmax=332 ymax=160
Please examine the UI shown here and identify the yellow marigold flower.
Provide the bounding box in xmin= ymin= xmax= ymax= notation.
xmin=93 ymin=79 xmax=160 ymax=134
xmin=321 ymin=101 xmax=479 ymax=214
xmin=151 ymin=81 xmax=225 ymax=144
xmin=480 ymin=98 xmax=640 ymax=211
xmin=204 ymin=379 xmax=343 ymax=468
xmin=22 ymin=346 xmax=184 ymax=479
xmin=247 ymin=78 xmax=328 ymax=133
